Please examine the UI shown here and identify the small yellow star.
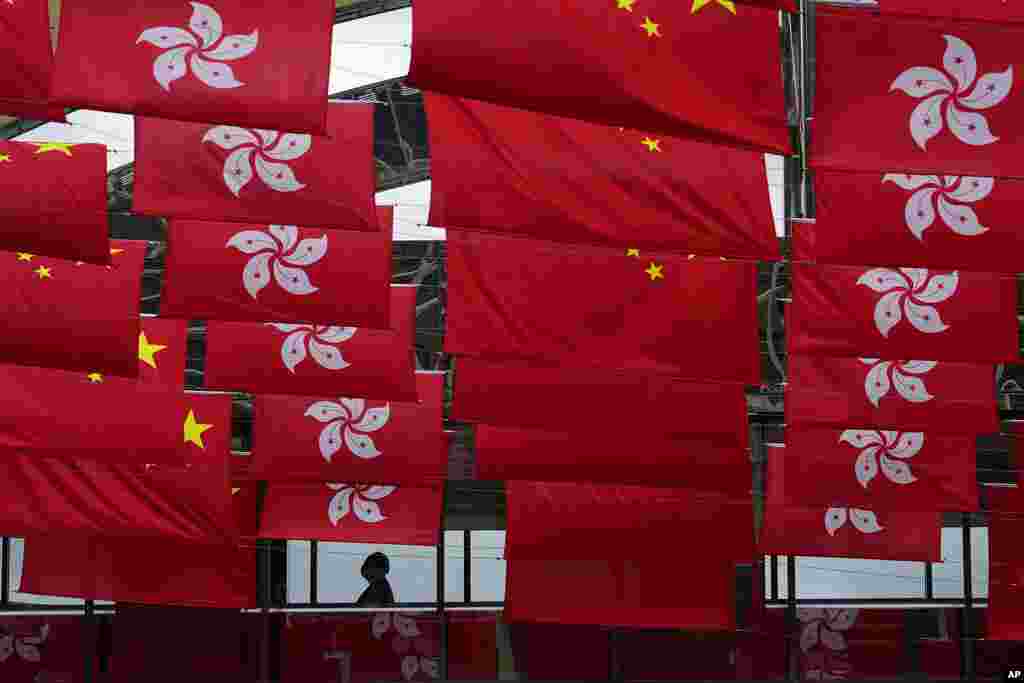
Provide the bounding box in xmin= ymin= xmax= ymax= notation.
xmin=32 ymin=143 xmax=74 ymax=156
xmin=645 ymin=262 xmax=664 ymax=281
xmin=183 ymin=409 xmax=214 ymax=450
xmin=641 ymin=16 xmax=661 ymax=37
xmin=641 ymin=137 xmax=662 ymax=152
xmin=87 ymin=372 xmax=104 ymax=383
xmin=691 ymin=0 xmax=736 ymax=14
xmin=138 ymin=332 xmax=168 ymax=369
xmin=0 ymin=154 xmax=11 ymax=163
xmin=626 ymin=248 xmax=641 ymax=257
xmin=110 ymin=248 xmax=125 ymax=256
xmin=616 ymin=0 xmax=635 ymax=11
xmin=34 ymin=265 xmax=51 ymax=279
xmin=16 ymin=253 xmax=33 ymax=262
xmin=232 ymin=487 xmax=241 ymax=496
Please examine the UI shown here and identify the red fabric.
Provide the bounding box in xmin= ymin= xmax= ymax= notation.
xmin=618 ymin=631 xmax=738 ymax=680
xmin=161 ymin=208 xmax=393 ymax=328
xmin=475 ymin=424 xmax=751 ymax=493
xmin=0 ymin=239 xmax=143 ymax=376
xmin=790 ymin=263 xmax=1018 ymax=363
xmin=51 ymin=0 xmax=333 ymax=133
xmin=133 ymin=104 xmax=377 ymax=230
xmin=409 ymin=2 xmax=788 ymax=154
xmin=203 ymin=286 xmax=418 ymax=401
xmin=511 ymin=623 xmax=610 ymax=680
xmin=988 ymin=486 xmax=1024 ymax=640
xmin=0 ymin=1 xmax=65 ymax=121
xmin=127 ymin=317 xmax=188 ymax=388
xmin=427 ymin=95 xmax=779 ymax=259
xmin=781 ymin=429 xmax=978 ymax=511
xmin=452 ymin=357 xmax=749 ymax=444
xmin=879 ymin=1 xmax=1024 ymax=23
xmin=447 ymin=614 xmax=498 ymax=681
xmin=249 ymin=373 xmax=444 ymax=483
xmin=786 ymin=354 xmax=997 ymax=434
xmin=0 ymin=141 xmax=106 ymax=263
xmin=259 ymin=482 xmax=442 ymax=545
xmin=0 ymin=617 xmax=83 ymax=683
xmin=447 ymin=233 xmax=760 ymax=382
xmin=812 ymin=8 xmax=1024 ymax=177
xmin=760 ymin=449 xmax=942 ymax=561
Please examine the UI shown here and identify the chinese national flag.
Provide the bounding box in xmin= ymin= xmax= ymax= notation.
xmin=475 ymin=424 xmax=751 ymax=494
xmin=780 ymin=429 xmax=978 ymax=512
xmin=786 ymin=354 xmax=997 ymax=434
xmin=878 ymin=1 xmax=1024 ymax=23
xmin=986 ymin=487 xmax=1024 ymax=640
xmin=160 ymin=208 xmax=393 ymax=328
xmin=50 ymin=0 xmax=334 ymax=133
xmin=0 ymin=141 xmax=109 ymax=264
xmin=408 ymin=1 xmax=789 ymax=154
xmin=203 ymin=286 xmax=418 ymax=402
xmin=249 ymin=373 xmax=445 ymax=483
xmin=812 ymin=8 xmax=1024 ymax=177
xmin=258 ymin=482 xmax=442 ymax=546
xmin=452 ymin=357 xmax=749 ymax=443
xmin=801 ymin=169 xmax=1024 ymax=273
xmin=129 ymin=317 xmax=188 ymax=388
xmin=760 ymin=449 xmax=941 ymax=561
xmin=789 ymin=263 xmax=1018 ymax=364
xmin=447 ymin=233 xmax=760 ymax=383
xmin=426 ymin=95 xmax=779 ymax=259
xmin=0 ymin=0 xmax=65 ymax=121
xmin=133 ymin=103 xmax=378 ymax=230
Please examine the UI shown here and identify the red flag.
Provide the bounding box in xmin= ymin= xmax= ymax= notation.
xmin=133 ymin=103 xmax=378 ymax=230
xmin=801 ymin=170 xmax=1024 ymax=273
xmin=790 ymin=263 xmax=1018 ymax=363
xmin=780 ymin=429 xmax=978 ymax=511
xmin=453 ymin=358 xmax=749 ymax=443
xmin=812 ymin=8 xmax=1024 ymax=177
xmin=0 ymin=141 xmax=108 ymax=264
xmin=987 ymin=486 xmax=1024 ymax=640
xmin=0 ymin=1 xmax=65 ymax=121
xmin=427 ymin=95 xmax=779 ymax=259
xmin=258 ymin=482 xmax=442 ymax=546
xmin=786 ymin=354 xmax=997 ymax=434
xmin=0 ymin=617 xmax=83 ymax=683
xmin=408 ymin=2 xmax=789 ymax=154
xmin=760 ymin=449 xmax=941 ymax=561
xmin=878 ymin=1 xmax=1024 ymax=23
xmin=249 ymin=373 xmax=445 ymax=483
xmin=160 ymin=209 xmax=393 ymax=328
xmin=50 ymin=0 xmax=333 ymax=133
xmin=447 ymin=234 xmax=760 ymax=383
xmin=131 ymin=317 xmax=188 ymax=388
xmin=475 ymin=424 xmax=751 ymax=494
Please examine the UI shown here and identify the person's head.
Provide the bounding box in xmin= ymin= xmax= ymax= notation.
xmin=361 ymin=552 xmax=390 ymax=582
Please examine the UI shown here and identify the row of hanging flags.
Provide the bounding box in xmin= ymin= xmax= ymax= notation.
xmin=0 ymin=0 xmax=1019 ymax=635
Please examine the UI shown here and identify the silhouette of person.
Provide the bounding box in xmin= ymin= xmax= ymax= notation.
xmin=355 ymin=552 xmax=395 ymax=607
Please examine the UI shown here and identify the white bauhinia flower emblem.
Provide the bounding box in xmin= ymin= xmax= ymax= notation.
xmin=858 ymin=358 xmax=936 ymax=407
xmin=226 ymin=225 xmax=327 ymax=299
xmin=137 ymin=2 xmax=258 ymax=91
xmin=839 ymin=430 xmax=923 ymax=488
xmin=0 ymin=624 xmax=48 ymax=663
xmin=370 ymin=614 xmax=440 ymax=680
xmin=267 ymin=323 xmax=356 ymax=373
xmin=882 ymin=174 xmax=993 ymax=240
xmin=372 ymin=613 xmax=421 ymax=640
xmin=203 ymin=126 xmax=311 ymax=196
xmin=326 ymin=483 xmax=395 ymax=526
xmin=825 ymin=507 xmax=885 ymax=536
xmin=305 ymin=398 xmax=390 ymax=461
xmin=856 ymin=268 xmax=958 ymax=337
xmin=798 ymin=609 xmax=858 ymax=653
xmin=890 ymin=35 xmax=1012 ymax=149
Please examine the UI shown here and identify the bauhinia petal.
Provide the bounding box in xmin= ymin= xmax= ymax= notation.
xmin=887 ymin=432 xmax=925 ymax=459
xmin=401 ymin=655 xmax=420 ymax=680
xmin=958 ymin=66 xmax=1014 ymax=110
xmin=825 ymin=508 xmax=848 ymax=536
xmin=818 ymin=628 xmax=847 ymax=652
xmin=799 ymin=622 xmax=820 ymax=653
xmin=344 ymin=427 xmax=382 ymax=459
xmin=190 ymin=55 xmax=244 ymax=89
xmin=152 ymin=46 xmax=191 ymax=91
xmin=859 ymin=357 xmax=881 ymax=365
xmin=900 ymin=360 xmax=938 ymax=374
xmin=340 ymin=398 xmax=366 ymax=421
xmin=202 ymin=126 xmax=259 ymax=150
xmin=828 ymin=608 xmax=859 ymax=632
xmin=911 ymin=270 xmax=957 ymax=302
xmin=305 ymin=400 xmax=348 ymax=423
xmin=242 ymin=252 xmax=273 ymax=299
xmin=946 ymin=103 xmax=998 ymax=146
xmin=856 ymin=268 xmax=907 ymax=293
xmin=855 ymin=447 xmax=880 ymax=488
xmin=328 ymin=487 xmax=353 ymax=526
xmin=909 ymin=93 xmax=948 ymax=150
xmin=839 ymin=430 xmax=883 ymax=448
xmin=137 ymin=27 xmax=197 ymax=49
xmin=280 ymin=330 xmax=309 ymax=373
xmin=273 ymin=261 xmax=319 ymax=296
xmin=947 ymin=176 xmax=994 ymax=203
xmin=904 ymin=299 xmax=950 ymax=334
xmin=352 ymin=496 xmax=387 ymax=523
xmin=352 ymin=405 xmax=389 ymax=433
xmin=874 ymin=290 xmax=905 ymax=337
xmin=889 ymin=66 xmax=953 ymax=98
xmin=319 ymin=327 xmax=357 ymax=343
xmin=798 ymin=608 xmax=825 ymax=624
xmin=268 ymin=225 xmax=298 ymax=253
xmin=900 ymin=268 xmax=929 ymax=291
xmin=264 ymin=133 xmax=313 ymax=162
xmin=308 ymin=337 xmax=350 ymax=371
xmin=880 ymin=454 xmax=918 ymax=485
xmin=864 ymin=360 xmax=892 ymax=408
xmin=201 ymin=30 xmax=259 ymax=61
xmin=849 ymin=509 xmax=885 ymax=534
xmin=222 ymin=147 xmax=255 ymax=197
xmin=892 ymin=369 xmax=934 ymax=403
xmin=371 ymin=613 xmax=391 ymax=639
xmin=254 ymin=155 xmax=306 ymax=193
xmin=942 ymin=35 xmax=978 ymax=94
xmin=420 ymin=657 xmax=440 ymax=679
xmin=14 ymin=641 xmax=40 ymax=662
xmin=268 ymin=323 xmax=306 ymax=333
xmin=189 ymin=1 xmax=224 ymax=49
xmin=0 ymin=635 xmax=12 ymax=662
xmin=937 ymin=196 xmax=987 ymax=236
xmin=905 ymin=187 xmax=938 ymax=240
xmin=363 ymin=485 xmax=397 ymax=500
xmin=882 ymin=173 xmax=941 ymax=191
xmin=318 ymin=421 xmax=344 ymax=462
xmin=282 ymin=236 xmax=328 ymax=267
xmin=227 ymin=230 xmax=277 ymax=254
xmin=394 ymin=614 xmax=422 ymax=637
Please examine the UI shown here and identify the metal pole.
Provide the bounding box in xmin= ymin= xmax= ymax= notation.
xmin=463 ymin=529 xmax=471 ymax=604
xmin=310 ymin=540 xmax=319 ymax=606
xmin=1 ymin=537 xmax=9 ymax=605
xmin=437 ymin=484 xmax=448 ymax=681
xmin=82 ymin=599 xmax=95 ymax=683
xmin=786 ymin=556 xmax=799 ymax=682
xmin=961 ymin=515 xmax=975 ymax=682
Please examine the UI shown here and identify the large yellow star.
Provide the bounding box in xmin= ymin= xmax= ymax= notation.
xmin=641 ymin=137 xmax=662 ymax=152
xmin=87 ymin=372 xmax=104 ymax=383
xmin=645 ymin=262 xmax=665 ymax=281
xmin=34 ymin=265 xmax=52 ymax=279
xmin=691 ymin=0 xmax=736 ymax=14
xmin=626 ymin=248 xmax=641 ymax=258
xmin=138 ymin=332 xmax=168 ymax=369
xmin=32 ymin=143 xmax=74 ymax=156
xmin=183 ymin=409 xmax=214 ymax=450
xmin=0 ymin=154 xmax=11 ymax=163
xmin=17 ymin=253 xmax=33 ymax=262
xmin=641 ymin=16 xmax=661 ymax=37
xmin=616 ymin=0 xmax=635 ymax=11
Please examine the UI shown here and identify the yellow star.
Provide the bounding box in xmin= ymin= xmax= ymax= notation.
xmin=641 ymin=137 xmax=662 ymax=152
xmin=138 ymin=332 xmax=168 ymax=369
xmin=645 ymin=262 xmax=664 ymax=281
xmin=641 ymin=16 xmax=661 ymax=37
xmin=87 ymin=372 xmax=104 ymax=383
xmin=16 ymin=253 xmax=33 ymax=262
xmin=110 ymin=248 xmax=125 ymax=256
xmin=616 ymin=0 xmax=635 ymax=11
xmin=0 ymin=154 xmax=11 ymax=163
xmin=32 ymin=143 xmax=74 ymax=156
xmin=691 ymin=0 xmax=736 ymax=14
xmin=626 ymin=248 xmax=641 ymax=257
xmin=34 ymin=265 xmax=51 ymax=279
xmin=183 ymin=409 xmax=214 ymax=450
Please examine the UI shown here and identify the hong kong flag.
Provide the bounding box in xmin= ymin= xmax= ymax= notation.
xmin=408 ymin=1 xmax=789 ymax=154
xmin=878 ymin=1 xmax=1024 ymax=24
xmin=258 ymin=482 xmax=442 ymax=546
xmin=250 ymin=373 xmax=445 ymax=483
xmin=133 ymin=103 xmax=378 ymax=230
xmin=427 ymin=94 xmax=779 ymax=259
xmin=50 ymin=0 xmax=334 ymax=133
xmin=203 ymin=286 xmax=418 ymax=402
xmin=802 ymin=170 xmax=1024 ymax=273
xmin=160 ymin=208 xmax=393 ymax=328
xmin=0 ymin=141 xmax=109 ymax=264
xmin=789 ymin=263 xmax=1018 ymax=364
xmin=786 ymin=354 xmax=997 ymax=434
xmin=987 ymin=486 xmax=1024 ymax=640
xmin=812 ymin=8 xmax=1024 ymax=177
xmin=781 ymin=428 xmax=978 ymax=512
xmin=0 ymin=0 xmax=65 ymax=121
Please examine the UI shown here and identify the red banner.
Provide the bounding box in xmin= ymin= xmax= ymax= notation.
xmin=0 ymin=617 xmax=83 ymax=683
xmin=250 ymin=373 xmax=444 ymax=483
xmin=879 ymin=0 xmax=1024 ymax=23
xmin=129 ymin=317 xmax=188 ymax=388
xmin=0 ymin=1 xmax=65 ymax=121
xmin=447 ymin=233 xmax=760 ymax=382
xmin=51 ymin=0 xmax=333 ymax=133
xmin=161 ymin=208 xmax=393 ymax=328
xmin=134 ymin=103 xmax=378 ymax=230
xmin=427 ymin=95 xmax=779 ymax=259
xmin=790 ymin=263 xmax=1018 ymax=363
xmin=987 ymin=486 xmax=1024 ymax=640
xmin=203 ymin=286 xmax=418 ymax=402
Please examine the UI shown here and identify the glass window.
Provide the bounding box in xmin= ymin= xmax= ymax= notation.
xmin=470 ymin=531 xmax=506 ymax=603
xmin=444 ymin=530 xmax=465 ymax=603
xmin=933 ymin=526 xmax=988 ymax=599
xmin=795 ymin=556 xmax=926 ymax=600
xmin=287 ymin=540 xmax=312 ymax=604
xmin=317 ymin=543 xmax=437 ymax=604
